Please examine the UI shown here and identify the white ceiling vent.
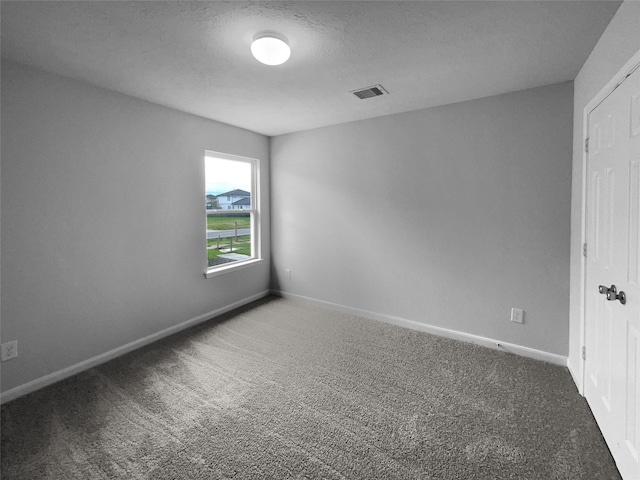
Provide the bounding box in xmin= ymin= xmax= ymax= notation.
xmin=351 ymin=85 xmax=388 ymax=100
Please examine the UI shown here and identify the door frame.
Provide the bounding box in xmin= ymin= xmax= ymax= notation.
xmin=578 ymin=48 xmax=640 ymax=395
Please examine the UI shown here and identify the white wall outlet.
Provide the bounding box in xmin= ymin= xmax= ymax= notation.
xmin=510 ymin=308 xmax=524 ymax=324
xmin=285 ymin=269 xmax=291 ymax=279
xmin=1 ymin=340 xmax=18 ymax=361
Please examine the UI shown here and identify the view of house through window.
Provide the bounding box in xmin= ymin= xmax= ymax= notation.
xmin=205 ymin=152 xmax=258 ymax=272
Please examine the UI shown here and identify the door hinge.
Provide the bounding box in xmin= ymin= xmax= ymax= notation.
xmin=582 ymin=346 xmax=586 ymax=361
xmin=585 ymin=138 xmax=589 ymax=153
xmin=583 ymin=243 xmax=587 ymax=258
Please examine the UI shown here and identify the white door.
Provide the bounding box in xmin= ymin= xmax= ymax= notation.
xmin=585 ymin=64 xmax=640 ymax=480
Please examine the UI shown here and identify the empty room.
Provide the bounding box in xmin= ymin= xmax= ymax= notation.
xmin=1 ymin=1 xmax=639 ymax=479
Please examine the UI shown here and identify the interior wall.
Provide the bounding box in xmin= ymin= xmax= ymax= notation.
xmin=569 ymin=0 xmax=640 ymax=389
xmin=0 ymin=61 xmax=270 ymax=395
xmin=271 ymin=82 xmax=573 ymax=356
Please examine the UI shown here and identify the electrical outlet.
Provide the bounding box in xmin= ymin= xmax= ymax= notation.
xmin=285 ymin=269 xmax=291 ymax=279
xmin=1 ymin=341 xmax=18 ymax=361
xmin=510 ymin=308 xmax=524 ymax=324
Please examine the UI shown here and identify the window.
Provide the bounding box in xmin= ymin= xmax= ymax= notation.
xmin=204 ymin=151 xmax=260 ymax=277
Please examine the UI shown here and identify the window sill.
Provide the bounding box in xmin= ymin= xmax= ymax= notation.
xmin=204 ymin=258 xmax=263 ymax=279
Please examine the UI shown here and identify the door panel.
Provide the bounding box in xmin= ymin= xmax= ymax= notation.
xmin=632 ymin=94 xmax=640 ymax=137
xmin=605 ymin=168 xmax=615 ymax=270
xmin=630 ymin=158 xmax=639 ymax=285
xmin=626 ymin=326 xmax=639 ymax=463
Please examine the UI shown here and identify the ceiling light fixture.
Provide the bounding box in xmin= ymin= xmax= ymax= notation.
xmin=251 ymin=32 xmax=291 ymax=66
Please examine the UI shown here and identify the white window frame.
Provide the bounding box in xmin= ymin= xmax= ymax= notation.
xmin=204 ymin=151 xmax=262 ymax=278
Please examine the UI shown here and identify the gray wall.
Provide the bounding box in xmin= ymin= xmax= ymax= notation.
xmin=0 ymin=61 xmax=270 ymax=394
xmin=271 ymin=82 xmax=573 ymax=356
xmin=569 ymin=0 xmax=640 ymax=387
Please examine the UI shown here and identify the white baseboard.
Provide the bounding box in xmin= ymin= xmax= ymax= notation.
xmin=272 ymin=290 xmax=568 ymax=367
xmin=0 ymin=290 xmax=271 ymax=404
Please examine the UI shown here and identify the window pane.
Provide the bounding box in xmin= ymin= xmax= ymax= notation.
xmin=205 ymin=157 xmax=252 ymax=209
xmin=206 ymin=212 xmax=252 ymax=267
xmin=205 ymin=154 xmax=254 ymax=269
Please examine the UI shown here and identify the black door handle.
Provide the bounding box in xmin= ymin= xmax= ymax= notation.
xmin=606 ymin=289 xmax=626 ymax=305
xmin=599 ymin=284 xmax=616 ymax=295
xmin=600 ymin=284 xmax=626 ymax=304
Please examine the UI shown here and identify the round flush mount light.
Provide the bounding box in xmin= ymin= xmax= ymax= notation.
xmin=251 ymin=32 xmax=291 ymax=66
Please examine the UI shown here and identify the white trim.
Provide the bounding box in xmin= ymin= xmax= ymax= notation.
xmin=0 ymin=290 xmax=271 ymax=404
xmin=204 ymin=258 xmax=264 ymax=278
xmin=272 ymin=290 xmax=567 ymax=366
xmin=204 ymin=150 xmax=260 ymax=165
xmin=577 ymin=47 xmax=640 ymax=395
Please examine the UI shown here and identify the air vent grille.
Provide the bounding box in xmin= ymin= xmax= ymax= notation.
xmin=351 ymin=84 xmax=388 ymax=100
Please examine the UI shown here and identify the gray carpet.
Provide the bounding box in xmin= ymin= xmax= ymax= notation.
xmin=1 ymin=296 xmax=621 ymax=479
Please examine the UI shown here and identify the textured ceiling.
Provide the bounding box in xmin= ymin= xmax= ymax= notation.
xmin=1 ymin=1 xmax=621 ymax=136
